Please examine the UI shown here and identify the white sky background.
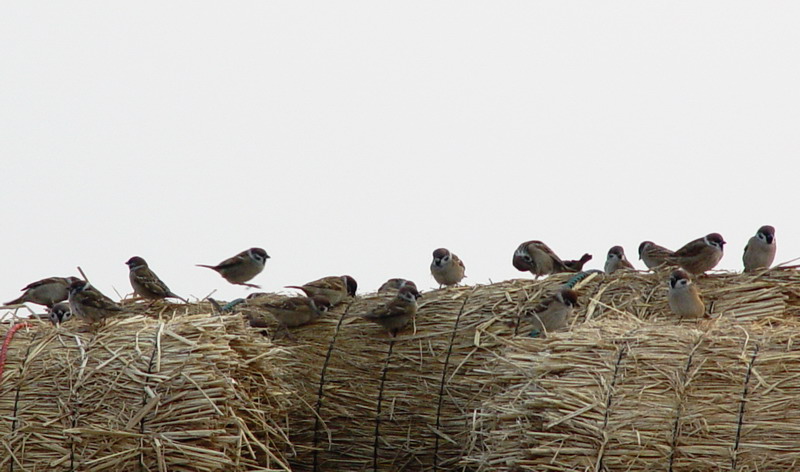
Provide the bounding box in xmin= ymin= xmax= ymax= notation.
xmin=2 ymin=2 xmax=799 ymax=309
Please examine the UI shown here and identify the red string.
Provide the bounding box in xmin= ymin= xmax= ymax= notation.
xmin=0 ymin=322 xmax=32 ymax=383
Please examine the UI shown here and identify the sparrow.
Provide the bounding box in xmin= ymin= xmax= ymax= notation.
xmin=363 ymin=284 xmax=420 ymax=337
xmin=5 ymin=276 xmax=81 ymax=307
xmin=743 ymin=225 xmax=776 ymax=272
xmin=512 ymin=240 xmax=569 ymax=278
xmin=638 ymin=241 xmax=675 ymax=270
xmin=604 ymin=246 xmax=635 ymax=274
xmin=669 ymin=233 xmax=726 ymax=275
xmin=378 ymin=278 xmax=408 ymax=292
xmin=430 ymin=248 xmax=466 ymax=288
xmin=286 ymin=275 xmax=357 ymax=307
xmin=525 ymin=288 xmax=578 ymax=337
xmin=48 ymin=301 xmax=72 ymax=325
xmin=126 ymin=256 xmax=187 ymax=302
xmin=260 ymin=295 xmax=331 ymax=328
xmin=244 ymin=313 xmax=271 ymax=329
xmin=67 ymin=279 xmax=123 ymax=324
xmin=197 ymin=247 xmax=270 ymax=288
xmin=667 ymin=269 xmax=705 ymax=319
xmin=562 ymin=254 xmax=593 ymax=272
xmin=377 ymin=278 xmax=421 ymax=298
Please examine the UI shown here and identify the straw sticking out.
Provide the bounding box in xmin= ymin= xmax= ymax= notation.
xmin=3 ymin=267 xmax=800 ymax=471
xmin=0 ymin=308 xmax=292 ymax=472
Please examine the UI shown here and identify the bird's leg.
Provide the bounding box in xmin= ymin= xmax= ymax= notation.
xmin=276 ymin=324 xmax=296 ymax=341
xmin=238 ymin=282 xmax=262 ymax=289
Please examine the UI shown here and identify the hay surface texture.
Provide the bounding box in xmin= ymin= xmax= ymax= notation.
xmin=462 ymin=269 xmax=800 ymax=472
xmin=2 ymin=267 xmax=800 ymax=471
xmin=235 ymin=268 xmax=800 ymax=471
xmin=0 ymin=304 xmax=292 ymax=472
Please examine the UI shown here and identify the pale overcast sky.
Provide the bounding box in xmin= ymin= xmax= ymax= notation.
xmin=2 ymin=2 xmax=799 ymax=309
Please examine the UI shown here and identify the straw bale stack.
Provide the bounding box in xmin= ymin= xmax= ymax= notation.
xmin=236 ymin=273 xmax=585 ymax=472
xmin=2 ymin=266 xmax=798 ymax=472
xmin=0 ymin=302 xmax=292 ymax=472
xmin=461 ymin=268 xmax=800 ymax=472
xmin=232 ymin=267 xmax=800 ymax=471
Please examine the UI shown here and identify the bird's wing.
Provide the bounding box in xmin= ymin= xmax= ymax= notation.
xmin=134 ymin=269 xmax=172 ymax=297
xmin=673 ymin=239 xmax=705 ymax=258
xmin=213 ymin=250 xmax=250 ymax=270
xmin=21 ymin=277 xmax=66 ymax=291
xmin=81 ymin=290 xmax=122 ymax=311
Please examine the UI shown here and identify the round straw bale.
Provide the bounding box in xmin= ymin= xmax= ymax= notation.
xmin=0 ymin=309 xmax=292 ymax=471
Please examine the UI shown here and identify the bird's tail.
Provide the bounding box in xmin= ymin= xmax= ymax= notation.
xmin=169 ymin=293 xmax=189 ymax=303
xmin=3 ymin=295 xmax=26 ymax=306
xmin=284 ymin=285 xmax=312 ymax=296
xmin=562 ymin=253 xmax=593 ymax=272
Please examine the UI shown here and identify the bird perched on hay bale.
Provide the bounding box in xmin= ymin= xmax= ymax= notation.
xmin=67 ymin=279 xmax=123 ymax=324
xmin=378 ymin=278 xmax=417 ymax=294
xmin=512 ymin=240 xmax=591 ymax=278
xmin=430 ymin=248 xmax=466 ymax=288
xmin=743 ymin=225 xmax=776 ymax=272
xmin=286 ymin=275 xmax=357 ymax=307
xmin=525 ymin=287 xmax=578 ymax=337
xmin=197 ymin=247 xmax=269 ymax=288
xmin=669 ymin=233 xmax=726 ymax=275
xmin=4 ymin=276 xmax=81 ymax=308
xmin=363 ymin=283 xmax=421 ymax=337
xmin=126 ymin=256 xmax=187 ymax=303
xmin=667 ymin=269 xmax=705 ymax=319
xmin=604 ymin=246 xmax=635 ymax=274
xmin=47 ymin=301 xmax=72 ymax=324
xmin=638 ymin=241 xmax=675 ymax=270
xmin=259 ymin=295 xmax=331 ymax=329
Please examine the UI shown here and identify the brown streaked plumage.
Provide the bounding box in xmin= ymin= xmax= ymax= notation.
xmin=286 ymin=275 xmax=357 ymax=307
xmin=513 ymin=240 xmax=590 ymax=277
xmin=197 ymin=247 xmax=269 ymax=288
xmin=604 ymin=246 xmax=635 ymax=274
xmin=363 ymin=284 xmax=420 ymax=337
xmin=126 ymin=256 xmax=187 ymax=303
xmin=512 ymin=240 xmax=567 ymax=277
xmin=638 ymin=241 xmax=675 ymax=270
xmin=667 ymin=269 xmax=705 ymax=319
xmin=743 ymin=225 xmax=776 ymax=273
xmin=377 ymin=278 xmax=421 ymax=298
xmin=260 ymin=295 xmax=330 ymax=328
xmin=562 ymin=253 xmax=593 ymax=272
xmin=430 ymin=248 xmax=466 ymax=288
xmin=669 ymin=233 xmax=726 ymax=275
xmin=5 ymin=276 xmax=81 ymax=308
xmin=526 ymin=288 xmax=578 ymax=337
xmin=67 ymin=280 xmax=123 ymax=324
